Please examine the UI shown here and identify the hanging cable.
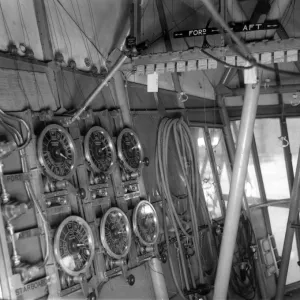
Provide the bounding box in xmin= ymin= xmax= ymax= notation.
xmin=155 ymin=117 xmax=215 ymax=299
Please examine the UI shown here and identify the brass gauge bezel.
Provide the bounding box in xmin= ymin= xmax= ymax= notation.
xmin=100 ymin=207 xmax=132 ymax=260
xmin=84 ymin=126 xmax=116 ymax=174
xmin=37 ymin=124 xmax=77 ymax=180
xmin=54 ymin=216 xmax=95 ymax=277
xmin=132 ymin=200 xmax=159 ymax=246
xmin=117 ymin=128 xmax=144 ymax=173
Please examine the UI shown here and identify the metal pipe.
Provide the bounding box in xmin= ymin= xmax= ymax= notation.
xmin=213 ymin=80 xmax=261 ymax=299
xmin=69 ymin=54 xmax=127 ymax=124
xmin=251 ymin=138 xmax=275 ymax=236
xmin=275 ymin=146 xmax=300 ymax=299
xmin=148 ymin=256 xmax=168 ymax=299
xmin=250 ymin=199 xmax=290 ymax=211
xmin=218 ymin=96 xmax=269 ymax=299
xmin=223 ymin=84 xmax=300 ymax=97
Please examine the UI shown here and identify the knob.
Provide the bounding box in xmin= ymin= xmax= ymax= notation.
xmin=161 ymin=253 xmax=167 ymax=264
xmin=127 ymin=274 xmax=135 ymax=286
xmin=87 ymin=291 xmax=96 ymax=300
xmin=78 ymin=188 xmax=86 ymax=200
xmin=143 ymin=157 xmax=150 ymax=167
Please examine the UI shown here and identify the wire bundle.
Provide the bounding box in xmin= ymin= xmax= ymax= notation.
xmin=155 ymin=117 xmax=213 ymax=299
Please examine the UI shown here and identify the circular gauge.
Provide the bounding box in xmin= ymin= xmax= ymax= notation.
xmin=84 ymin=126 xmax=116 ymax=174
xmin=37 ymin=124 xmax=77 ymax=180
xmin=100 ymin=207 xmax=132 ymax=260
xmin=117 ymin=128 xmax=144 ymax=173
xmin=54 ymin=216 xmax=95 ymax=277
xmin=133 ymin=200 xmax=159 ymax=246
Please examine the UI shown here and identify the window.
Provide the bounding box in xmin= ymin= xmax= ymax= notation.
xmin=268 ymin=207 xmax=300 ymax=284
xmin=254 ymin=119 xmax=290 ymax=200
xmin=191 ymin=127 xmax=222 ymax=219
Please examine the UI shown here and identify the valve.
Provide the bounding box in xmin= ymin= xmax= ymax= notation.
xmin=0 ymin=141 xmax=17 ymax=159
xmin=2 ymin=200 xmax=28 ymax=222
xmin=14 ymin=262 xmax=41 ymax=284
xmin=126 ymin=274 xmax=135 ymax=286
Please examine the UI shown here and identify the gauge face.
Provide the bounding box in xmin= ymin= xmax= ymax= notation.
xmin=54 ymin=216 xmax=95 ymax=277
xmin=133 ymin=200 xmax=159 ymax=246
xmin=37 ymin=124 xmax=77 ymax=180
xmin=84 ymin=126 xmax=116 ymax=174
xmin=117 ymin=128 xmax=144 ymax=173
xmin=100 ymin=207 xmax=132 ymax=260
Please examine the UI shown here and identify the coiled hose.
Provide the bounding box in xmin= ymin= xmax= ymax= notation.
xmin=0 ymin=115 xmax=50 ymax=268
xmin=155 ymin=117 xmax=215 ymax=299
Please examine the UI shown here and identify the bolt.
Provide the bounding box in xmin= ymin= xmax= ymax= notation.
xmin=84 ymin=57 xmax=91 ymax=67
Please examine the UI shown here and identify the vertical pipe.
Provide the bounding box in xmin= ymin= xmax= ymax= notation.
xmin=213 ymin=81 xmax=261 ymax=299
xmin=149 ymin=258 xmax=169 ymax=300
xmin=275 ymin=146 xmax=300 ymax=300
xmin=218 ymin=96 xmax=269 ymax=299
xmin=112 ymin=69 xmax=168 ymax=300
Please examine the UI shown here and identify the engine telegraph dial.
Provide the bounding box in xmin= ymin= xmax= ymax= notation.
xmin=133 ymin=200 xmax=159 ymax=246
xmin=54 ymin=216 xmax=95 ymax=276
xmin=117 ymin=128 xmax=144 ymax=173
xmin=37 ymin=124 xmax=77 ymax=180
xmin=84 ymin=126 xmax=116 ymax=174
xmin=100 ymin=207 xmax=132 ymax=260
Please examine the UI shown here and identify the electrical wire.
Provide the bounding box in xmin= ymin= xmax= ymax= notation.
xmin=56 ymin=0 xmax=107 ymax=62
xmin=156 ymin=117 xmax=216 ymax=299
xmin=200 ymin=0 xmax=300 ymax=77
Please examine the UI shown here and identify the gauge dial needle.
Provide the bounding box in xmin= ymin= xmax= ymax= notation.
xmin=59 ymin=152 xmax=68 ymax=159
xmin=77 ymin=243 xmax=87 ymax=247
xmin=130 ymin=145 xmax=138 ymax=150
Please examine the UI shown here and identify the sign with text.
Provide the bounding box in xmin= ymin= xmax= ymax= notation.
xmin=173 ymin=20 xmax=280 ymax=39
